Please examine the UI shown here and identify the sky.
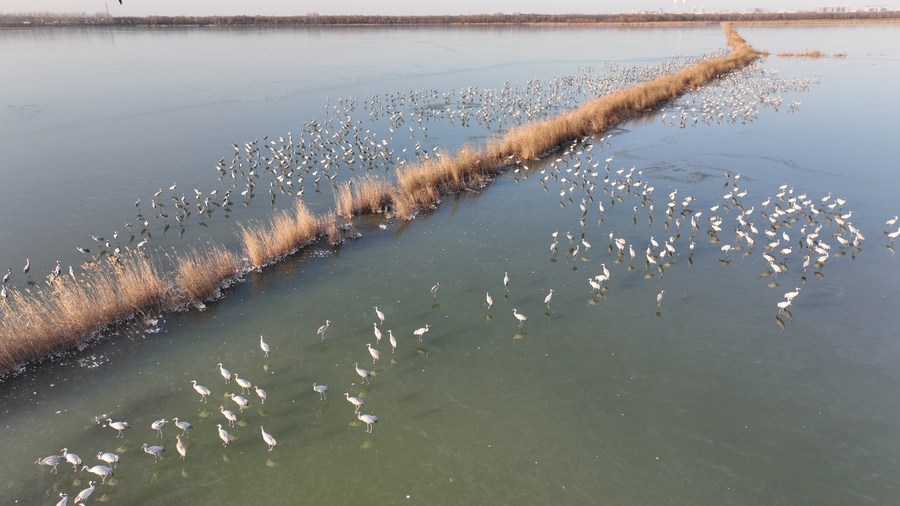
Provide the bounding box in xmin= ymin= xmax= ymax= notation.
xmin=5 ymin=0 xmax=898 ymax=16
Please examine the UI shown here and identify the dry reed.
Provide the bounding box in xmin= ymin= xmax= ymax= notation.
xmin=777 ymin=50 xmax=824 ymax=57
xmin=240 ymin=200 xmax=327 ymax=268
xmin=174 ymin=245 xmax=241 ymax=305
xmin=0 ymin=253 xmax=167 ymax=373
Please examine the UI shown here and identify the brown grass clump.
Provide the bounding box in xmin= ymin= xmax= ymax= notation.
xmin=240 ymin=200 xmax=326 ymax=268
xmin=336 ymin=175 xmax=395 ymax=218
xmin=174 ymin=245 xmax=241 ymax=305
xmin=0 ymin=252 xmax=167 ymax=374
xmin=777 ymin=50 xmax=824 ymax=58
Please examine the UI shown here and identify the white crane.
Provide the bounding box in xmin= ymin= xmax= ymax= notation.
xmin=61 ymin=448 xmax=82 ymax=470
xmin=233 ymin=373 xmax=252 ymax=394
xmin=255 ymin=385 xmax=267 ymax=404
xmin=657 ymin=290 xmax=665 ymax=308
xmin=366 ymin=343 xmax=380 ymax=364
xmin=373 ymin=306 xmax=385 ymax=324
xmin=313 ymin=382 xmax=328 ymax=400
xmin=176 ymin=434 xmax=187 ymax=461
xmin=217 ymin=363 xmax=232 ymax=383
xmin=373 ymin=322 xmax=382 ymax=343
xmin=512 ymin=308 xmax=527 ymax=327
xmin=219 ymin=405 xmax=237 ymax=427
xmin=503 ymin=271 xmax=509 ymax=290
xmin=344 ymin=392 xmax=364 ymax=413
xmin=354 ymin=362 xmax=371 ymax=384
xmin=544 ymin=289 xmax=554 ymax=309
xmin=141 ymin=443 xmax=165 ymax=462
xmin=217 ymin=424 xmax=231 ymax=447
xmin=431 ymin=282 xmax=440 ymax=297
xmin=260 ymin=426 xmax=277 ymax=451
xmin=191 ymin=380 xmax=211 ymax=402
xmin=259 ymin=335 xmax=270 ymax=358
xmin=35 ymin=455 xmax=65 ymax=474
xmin=316 ymin=319 xmax=331 ymax=340
xmin=73 ymin=481 xmax=95 ymax=505
xmin=413 ymin=324 xmax=430 ymax=341
xmin=55 ymin=492 xmax=67 ymax=506
xmin=485 ymin=292 xmax=493 ymax=309
xmin=150 ymin=418 xmax=167 ymax=438
xmin=172 ymin=417 xmax=192 ymax=437
xmin=81 ymin=464 xmax=114 ymax=483
xmin=358 ymin=412 xmax=378 ymax=433
xmin=230 ymin=393 xmax=249 ymax=411
xmin=388 ymin=329 xmax=397 ymax=353
xmin=96 ymin=451 xmax=119 ymax=468
xmin=106 ymin=418 xmax=130 ymax=438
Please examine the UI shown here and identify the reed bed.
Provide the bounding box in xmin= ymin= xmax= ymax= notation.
xmin=0 ymin=253 xmax=167 ymax=373
xmin=0 ymin=24 xmax=758 ymax=377
xmin=174 ymin=245 xmax=241 ymax=305
xmin=336 ymin=175 xmax=395 ymax=218
xmin=239 ymin=200 xmax=331 ymax=268
xmin=777 ymin=50 xmax=825 ymax=57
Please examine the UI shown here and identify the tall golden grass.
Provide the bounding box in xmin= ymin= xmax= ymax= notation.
xmin=0 ymin=253 xmax=167 ymax=373
xmin=174 ymin=245 xmax=241 ymax=305
xmin=239 ymin=200 xmax=336 ymax=268
xmin=0 ymin=24 xmax=758 ymax=376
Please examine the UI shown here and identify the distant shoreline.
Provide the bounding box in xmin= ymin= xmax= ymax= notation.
xmin=2 ymin=11 xmax=899 ymax=29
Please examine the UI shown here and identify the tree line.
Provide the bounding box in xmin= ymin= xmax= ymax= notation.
xmin=1 ymin=11 xmax=898 ymax=28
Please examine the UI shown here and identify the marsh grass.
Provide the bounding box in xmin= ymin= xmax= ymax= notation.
xmin=777 ymin=50 xmax=825 ymax=57
xmin=174 ymin=245 xmax=241 ymax=305
xmin=240 ymin=201 xmax=328 ymax=268
xmin=0 ymin=253 xmax=167 ymax=373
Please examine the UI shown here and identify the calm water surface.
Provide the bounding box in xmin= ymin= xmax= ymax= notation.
xmin=1 ymin=25 xmax=899 ymax=505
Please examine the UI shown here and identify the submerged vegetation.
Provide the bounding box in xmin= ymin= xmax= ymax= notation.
xmin=0 ymin=24 xmax=758 ymax=376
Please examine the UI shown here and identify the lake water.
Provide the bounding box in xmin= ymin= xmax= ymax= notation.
xmin=2 ymin=24 xmax=900 ymax=505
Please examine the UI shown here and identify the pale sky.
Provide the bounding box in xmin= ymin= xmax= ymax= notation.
xmin=5 ymin=0 xmax=897 ymax=16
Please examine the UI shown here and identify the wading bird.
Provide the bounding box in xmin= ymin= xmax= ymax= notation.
xmin=259 ymin=335 xmax=270 ymax=358
xmin=176 ymin=434 xmax=187 ymax=460
xmin=260 ymin=426 xmax=277 ymax=451
xmin=366 ymin=343 xmax=380 ymax=364
xmin=317 ymin=319 xmax=331 ymax=340
xmin=358 ymin=412 xmax=378 ymax=433
xmin=217 ymin=363 xmax=232 ymax=383
xmin=388 ymin=329 xmax=397 ymax=352
xmin=374 ymin=306 xmax=385 ymax=324
xmin=191 ymin=380 xmax=211 ymax=402
xmin=354 ymin=362 xmax=371 ymax=384
xmin=35 ymin=455 xmax=65 ymax=474
xmin=61 ymin=448 xmax=82 ymax=470
xmin=512 ymin=308 xmax=527 ymax=327
xmin=81 ymin=464 xmax=113 ymax=483
xmin=96 ymin=451 xmax=119 ymax=468
xmin=313 ymin=382 xmax=328 ymax=400
xmin=106 ymin=418 xmax=130 ymax=438
xmin=344 ymin=392 xmax=364 ymax=413
xmin=141 ymin=443 xmax=165 ymax=462
xmin=217 ymin=424 xmax=231 ymax=447
xmin=150 ymin=418 xmax=167 ymax=438
xmin=413 ymin=324 xmax=430 ymax=341
xmin=172 ymin=417 xmax=193 ymax=437
xmin=74 ymin=481 xmax=95 ymax=505
xmin=219 ymin=406 xmax=237 ymax=427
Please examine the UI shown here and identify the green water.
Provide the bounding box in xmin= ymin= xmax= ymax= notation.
xmin=3 ymin=25 xmax=900 ymax=505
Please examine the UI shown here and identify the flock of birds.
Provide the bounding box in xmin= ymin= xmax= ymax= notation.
xmin=2 ymin=54 xmax=727 ymax=295
xmin=17 ymin=48 xmax=900 ymax=505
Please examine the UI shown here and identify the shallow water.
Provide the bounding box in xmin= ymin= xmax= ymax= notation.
xmin=2 ymin=25 xmax=900 ymax=505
